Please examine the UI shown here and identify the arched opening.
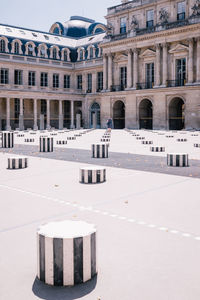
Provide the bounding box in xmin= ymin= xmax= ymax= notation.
xmin=113 ymin=101 xmax=125 ymax=129
xmin=90 ymin=102 xmax=101 ymax=128
xmin=139 ymin=99 xmax=153 ymax=129
xmin=169 ymin=97 xmax=185 ymax=130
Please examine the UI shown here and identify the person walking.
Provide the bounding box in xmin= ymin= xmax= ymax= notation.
xmin=106 ymin=118 xmax=113 ymax=132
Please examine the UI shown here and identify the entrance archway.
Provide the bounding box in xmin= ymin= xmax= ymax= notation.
xmin=90 ymin=102 xmax=101 ymax=128
xmin=139 ymin=99 xmax=153 ymax=129
xmin=169 ymin=97 xmax=185 ymax=130
xmin=113 ymin=100 xmax=125 ymax=129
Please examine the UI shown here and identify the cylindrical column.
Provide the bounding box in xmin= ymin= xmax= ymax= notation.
xmin=188 ymin=38 xmax=194 ymax=84
xmin=167 ymin=153 xmax=189 ymax=167
xmin=19 ymin=98 xmax=24 ymax=131
xmin=80 ymin=167 xmax=106 ymax=184
xmin=33 ymin=99 xmax=38 ymax=130
xmin=8 ymin=157 xmax=28 ymax=169
xmin=155 ymin=44 xmax=161 ymax=87
xmin=59 ymin=100 xmax=63 ymax=130
xmin=70 ymin=101 xmax=74 ymax=129
xmin=133 ymin=49 xmax=138 ymax=89
xmin=40 ymin=137 xmax=53 ymax=152
xmin=6 ymin=98 xmax=11 ymax=131
xmin=2 ymin=131 xmax=14 ymax=148
xmin=162 ymin=43 xmax=168 ymax=86
xmin=103 ymin=54 xmax=107 ymax=90
xmin=108 ymin=53 xmax=113 ymax=91
xmin=46 ymin=99 xmax=50 ymax=129
xmin=127 ymin=49 xmax=132 ymax=89
xmin=92 ymin=143 xmax=109 ymax=158
xmin=196 ymin=38 xmax=200 ymax=83
xmin=20 ymin=99 xmax=23 ymax=115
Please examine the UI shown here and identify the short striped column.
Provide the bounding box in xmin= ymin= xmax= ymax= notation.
xmin=101 ymin=138 xmax=110 ymax=142
xmin=150 ymin=146 xmax=165 ymax=152
xmin=56 ymin=141 xmax=67 ymax=145
xmin=92 ymin=144 xmax=109 ymax=158
xmin=67 ymin=137 xmax=76 ymax=140
xmin=80 ymin=166 xmax=106 ymax=184
xmin=136 ymin=137 xmax=145 ymax=140
xmin=24 ymin=138 xmax=35 ymax=143
xmin=40 ymin=137 xmax=53 ymax=152
xmin=177 ymin=138 xmax=187 ymax=142
xmin=142 ymin=141 xmax=153 ymax=145
xmin=165 ymin=135 xmax=174 ymax=138
xmin=8 ymin=157 xmax=28 ymax=169
xmin=37 ymin=220 xmax=97 ymax=286
xmin=194 ymin=144 xmax=200 ymax=148
xmin=167 ymin=153 xmax=189 ymax=167
xmin=2 ymin=132 xmax=14 ymax=148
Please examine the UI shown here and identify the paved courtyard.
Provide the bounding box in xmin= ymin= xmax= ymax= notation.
xmin=1 ymin=129 xmax=200 ymax=300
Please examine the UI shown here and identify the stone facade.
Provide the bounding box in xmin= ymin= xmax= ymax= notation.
xmin=0 ymin=1 xmax=200 ymax=130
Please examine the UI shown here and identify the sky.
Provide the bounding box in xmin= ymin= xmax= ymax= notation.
xmin=0 ymin=0 xmax=120 ymax=33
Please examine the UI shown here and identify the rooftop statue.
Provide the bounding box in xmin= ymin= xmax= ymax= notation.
xmin=106 ymin=22 xmax=114 ymax=36
xmin=191 ymin=0 xmax=200 ymax=16
xmin=130 ymin=15 xmax=139 ymax=31
xmin=159 ymin=8 xmax=169 ymax=24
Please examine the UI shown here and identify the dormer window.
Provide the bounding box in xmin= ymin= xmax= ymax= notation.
xmin=14 ymin=42 xmax=19 ymax=54
xmin=64 ymin=50 xmax=68 ymax=61
xmin=120 ymin=17 xmax=126 ymax=34
xmin=80 ymin=49 xmax=83 ymax=60
xmin=146 ymin=10 xmax=154 ymax=28
xmin=28 ymin=44 xmax=34 ymax=56
xmin=0 ymin=39 xmax=6 ymax=52
xmin=40 ymin=46 xmax=46 ymax=57
xmin=53 ymin=48 xmax=57 ymax=59
xmin=90 ymin=47 xmax=93 ymax=59
xmin=177 ymin=2 xmax=185 ymax=20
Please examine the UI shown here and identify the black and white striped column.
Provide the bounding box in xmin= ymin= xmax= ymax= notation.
xmin=56 ymin=141 xmax=67 ymax=145
xmin=142 ymin=141 xmax=153 ymax=145
xmin=80 ymin=167 xmax=106 ymax=184
xmin=92 ymin=144 xmax=109 ymax=158
xmin=167 ymin=153 xmax=189 ymax=167
xmin=40 ymin=137 xmax=53 ymax=152
xmin=101 ymin=138 xmax=110 ymax=142
xmin=24 ymin=138 xmax=35 ymax=143
xmin=8 ymin=157 xmax=28 ymax=169
xmin=2 ymin=132 xmax=14 ymax=148
xmin=136 ymin=137 xmax=145 ymax=140
xmin=37 ymin=220 xmax=97 ymax=286
xmin=177 ymin=138 xmax=187 ymax=142
xmin=194 ymin=144 xmax=200 ymax=148
xmin=150 ymin=146 xmax=165 ymax=152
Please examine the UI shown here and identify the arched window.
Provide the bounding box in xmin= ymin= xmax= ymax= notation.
xmin=28 ymin=44 xmax=34 ymax=56
xmin=80 ymin=49 xmax=83 ymax=60
xmin=90 ymin=102 xmax=101 ymax=128
xmin=90 ymin=47 xmax=93 ymax=59
xmin=53 ymin=48 xmax=57 ymax=59
xmin=63 ymin=50 xmax=68 ymax=61
xmin=14 ymin=42 xmax=19 ymax=54
xmin=0 ymin=39 xmax=6 ymax=52
xmin=53 ymin=27 xmax=60 ymax=35
xmin=40 ymin=46 xmax=46 ymax=57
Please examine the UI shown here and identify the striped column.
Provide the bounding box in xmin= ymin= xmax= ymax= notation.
xmin=101 ymin=138 xmax=110 ymax=142
xmin=142 ymin=141 xmax=153 ymax=145
xmin=194 ymin=144 xmax=200 ymax=148
xmin=67 ymin=137 xmax=76 ymax=140
xmin=136 ymin=137 xmax=145 ymax=140
xmin=177 ymin=138 xmax=187 ymax=142
xmin=165 ymin=135 xmax=174 ymax=138
xmin=2 ymin=132 xmax=14 ymax=148
xmin=92 ymin=144 xmax=109 ymax=158
xmin=167 ymin=153 xmax=189 ymax=167
xmin=8 ymin=157 xmax=28 ymax=169
xmin=56 ymin=141 xmax=67 ymax=145
xmin=150 ymin=146 xmax=165 ymax=152
xmin=80 ymin=167 xmax=106 ymax=184
xmin=37 ymin=220 xmax=97 ymax=286
xmin=24 ymin=139 xmax=35 ymax=143
xmin=40 ymin=137 xmax=53 ymax=152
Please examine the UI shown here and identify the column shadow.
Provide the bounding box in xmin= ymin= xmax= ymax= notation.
xmin=32 ymin=276 xmax=97 ymax=300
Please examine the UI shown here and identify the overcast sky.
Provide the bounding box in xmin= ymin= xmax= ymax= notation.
xmin=0 ymin=0 xmax=120 ymax=32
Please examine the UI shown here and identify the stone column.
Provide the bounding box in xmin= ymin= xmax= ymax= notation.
xmin=162 ymin=43 xmax=168 ymax=86
xmin=103 ymin=54 xmax=107 ymax=91
xmin=33 ymin=99 xmax=38 ymax=130
xmin=133 ymin=49 xmax=138 ymax=89
xmin=155 ymin=44 xmax=161 ymax=87
xmin=46 ymin=99 xmax=50 ymax=129
xmin=127 ymin=49 xmax=132 ymax=89
xmin=19 ymin=98 xmax=24 ymax=131
xmin=70 ymin=100 xmax=74 ymax=129
xmin=196 ymin=38 xmax=200 ymax=83
xmin=108 ymin=53 xmax=113 ymax=91
xmin=59 ymin=100 xmax=63 ymax=130
xmin=188 ymin=38 xmax=194 ymax=84
xmin=92 ymin=72 xmax=97 ymax=93
xmin=76 ymin=114 xmax=81 ymax=129
xmin=6 ymin=98 xmax=11 ymax=131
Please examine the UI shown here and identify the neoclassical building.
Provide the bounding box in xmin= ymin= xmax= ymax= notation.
xmin=0 ymin=0 xmax=200 ymax=130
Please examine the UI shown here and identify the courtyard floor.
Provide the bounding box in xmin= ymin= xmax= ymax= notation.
xmin=0 ymin=129 xmax=200 ymax=300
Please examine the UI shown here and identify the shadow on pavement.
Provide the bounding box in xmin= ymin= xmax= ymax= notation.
xmin=32 ymin=276 xmax=97 ymax=300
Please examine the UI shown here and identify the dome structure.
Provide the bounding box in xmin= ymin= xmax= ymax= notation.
xmin=50 ymin=16 xmax=106 ymax=38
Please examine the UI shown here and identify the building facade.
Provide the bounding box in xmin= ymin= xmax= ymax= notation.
xmin=0 ymin=0 xmax=200 ymax=131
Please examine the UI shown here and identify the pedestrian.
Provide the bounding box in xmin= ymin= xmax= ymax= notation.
xmin=106 ymin=118 xmax=113 ymax=132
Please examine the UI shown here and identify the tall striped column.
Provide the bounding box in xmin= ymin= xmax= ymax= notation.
xmin=92 ymin=144 xmax=109 ymax=158
xmin=167 ymin=153 xmax=189 ymax=167
xmin=80 ymin=167 xmax=106 ymax=184
xmin=8 ymin=157 xmax=28 ymax=169
xmin=2 ymin=132 xmax=14 ymax=148
xmin=40 ymin=137 xmax=53 ymax=152
xmin=37 ymin=220 xmax=97 ymax=286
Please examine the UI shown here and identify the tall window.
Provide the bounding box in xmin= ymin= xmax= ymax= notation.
xmin=120 ymin=17 xmax=126 ymax=34
xmin=53 ymin=48 xmax=57 ymax=59
xmin=41 ymin=99 xmax=47 ymax=115
xmin=14 ymin=70 xmax=23 ymax=85
xmin=90 ymin=47 xmax=93 ymax=59
xmin=53 ymin=74 xmax=59 ymax=88
xmin=176 ymin=58 xmax=186 ymax=86
xmin=80 ymin=49 xmax=83 ymax=60
xmin=87 ymin=73 xmax=92 ymax=92
xmin=77 ymin=75 xmax=82 ymax=90
xmin=0 ymin=68 xmax=9 ymax=84
xmin=28 ymin=44 xmax=34 ymax=56
xmin=40 ymin=46 xmax=46 ymax=57
xmin=28 ymin=71 xmax=35 ymax=86
xmin=97 ymin=72 xmax=103 ymax=91
xmin=14 ymin=99 xmax=20 ymax=120
xmin=120 ymin=67 xmax=127 ymax=89
xmin=40 ymin=72 xmax=48 ymax=87
xmin=146 ymin=10 xmax=154 ymax=28
xmin=64 ymin=75 xmax=70 ymax=89
xmin=63 ymin=50 xmax=68 ymax=61
xmin=0 ymin=39 xmax=6 ymax=52
xmin=14 ymin=42 xmax=19 ymax=54
xmin=145 ymin=63 xmax=154 ymax=88
xmin=177 ymin=2 xmax=186 ymax=20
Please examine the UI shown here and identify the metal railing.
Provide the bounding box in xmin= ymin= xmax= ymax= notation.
xmin=136 ymin=82 xmax=154 ymax=90
xmin=167 ymin=80 xmax=185 ymax=87
xmin=110 ymin=85 xmax=125 ymax=92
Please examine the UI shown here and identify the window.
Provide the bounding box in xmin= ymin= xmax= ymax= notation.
xmin=32 ymin=33 xmax=37 ymax=37
xmin=145 ymin=63 xmax=154 ymax=88
xmin=63 ymin=50 xmax=68 ymax=61
xmin=177 ymin=2 xmax=185 ymax=20
xmin=44 ymin=35 xmax=49 ymax=40
xmin=0 ymin=39 xmax=6 ymax=52
xmin=97 ymin=72 xmax=103 ymax=91
xmin=77 ymin=75 xmax=82 ymax=90
xmin=14 ymin=99 xmax=20 ymax=120
xmin=0 ymin=68 xmax=9 ymax=84
xmin=53 ymin=27 xmax=60 ymax=35
xmin=64 ymin=75 xmax=70 ymax=89
xmin=90 ymin=47 xmax=93 ymax=59
xmin=19 ymin=30 xmax=25 ymax=35
xmin=53 ymin=48 xmax=57 ymax=59
xmin=40 ymin=72 xmax=48 ymax=87
xmin=146 ymin=10 xmax=154 ymax=28
xmin=53 ymin=74 xmax=59 ymax=88
xmin=87 ymin=73 xmax=92 ymax=92
xmin=14 ymin=70 xmax=23 ymax=85
xmin=28 ymin=44 xmax=34 ymax=56
xmin=14 ymin=42 xmax=19 ymax=54
xmin=80 ymin=49 xmax=83 ymax=60
xmin=120 ymin=17 xmax=126 ymax=34
xmin=6 ymin=27 xmax=12 ymax=32
xmin=120 ymin=67 xmax=127 ymax=89
xmin=176 ymin=58 xmax=186 ymax=86
xmin=28 ymin=71 xmax=35 ymax=86
xmin=40 ymin=46 xmax=46 ymax=57
xmin=41 ymin=99 xmax=47 ymax=115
